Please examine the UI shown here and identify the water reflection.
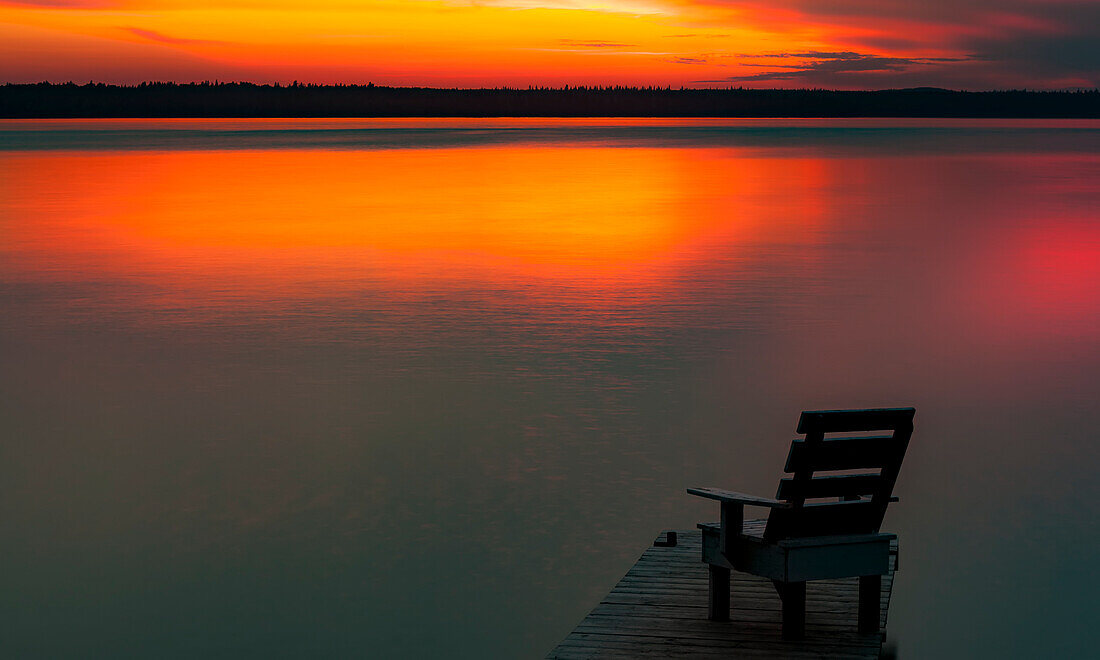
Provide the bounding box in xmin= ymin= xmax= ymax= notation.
xmin=0 ymin=121 xmax=1097 ymax=658
xmin=1 ymin=146 xmax=829 ymax=286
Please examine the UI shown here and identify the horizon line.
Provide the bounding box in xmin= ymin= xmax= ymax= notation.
xmin=4 ymin=81 xmax=1100 ymax=94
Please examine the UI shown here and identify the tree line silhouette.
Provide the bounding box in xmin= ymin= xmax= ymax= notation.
xmin=2 ymin=82 xmax=1097 ymax=117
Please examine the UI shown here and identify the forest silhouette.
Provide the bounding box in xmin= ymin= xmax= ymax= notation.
xmin=2 ymin=82 xmax=1098 ymax=117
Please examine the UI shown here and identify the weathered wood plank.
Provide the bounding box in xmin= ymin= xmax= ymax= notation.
xmin=588 ymin=602 xmax=889 ymax=629
xmin=576 ymin=613 xmax=883 ymax=644
xmin=553 ymin=634 xmax=874 ymax=659
xmin=686 ymin=487 xmax=790 ymax=508
xmin=784 ymin=436 xmax=905 ymax=472
xmin=600 ymin=595 xmax=890 ymax=627
xmin=547 ymin=530 xmax=895 ymax=659
xmin=795 ymin=407 xmax=915 ymax=434
xmin=776 ymin=473 xmax=885 ymax=500
xmin=574 ymin=616 xmax=880 ymax=648
xmin=606 ymin=586 xmax=890 ymax=609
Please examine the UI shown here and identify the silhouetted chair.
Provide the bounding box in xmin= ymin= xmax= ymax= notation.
xmin=687 ymin=407 xmax=914 ymax=639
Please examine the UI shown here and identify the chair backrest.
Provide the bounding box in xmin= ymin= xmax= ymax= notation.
xmin=763 ymin=408 xmax=914 ymax=541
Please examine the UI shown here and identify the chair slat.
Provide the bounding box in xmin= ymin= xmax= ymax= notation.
xmin=776 ymin=473 xmax=884 ymax=501
xmin=783 ymin=435 xmax=905 ymax=472
xmin=796 ymin=407 xmax=915 ymax=434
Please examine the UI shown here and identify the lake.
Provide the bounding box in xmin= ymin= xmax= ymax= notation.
xmin=1 ymin=118 xmax=1097 ymax=658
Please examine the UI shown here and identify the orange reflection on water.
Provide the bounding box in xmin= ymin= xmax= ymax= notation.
xmin=0 ymin=145 xmax=831 ymax=304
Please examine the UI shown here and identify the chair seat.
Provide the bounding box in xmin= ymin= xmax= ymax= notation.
xmin=699 ymin=520 xmax=895 ymax=582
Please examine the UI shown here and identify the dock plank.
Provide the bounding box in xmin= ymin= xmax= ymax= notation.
xmin=547 ymin=530 xmax=896 ymax=658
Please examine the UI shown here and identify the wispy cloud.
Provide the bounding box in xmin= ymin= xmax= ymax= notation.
xmin=473 ymin=0 xmax=667 ymax=14
xmin=124 ymin=27 xmax=229 ymax=47
xmin=740 ymin=51 xmax=865 ymax=60
xmin=719 ymin=50 xmax=971 ymax=82
xmin=667 ymin=56 xmax=708 ymax=64
xmin=2 ymin=0 xmax=118 ymax=5
xmin=531 ymin=40 xmax=670 ymax=55
xmin=557 ymin=39 xmax=637 ymax=48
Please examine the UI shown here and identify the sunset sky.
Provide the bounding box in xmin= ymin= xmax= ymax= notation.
xmin=1 ymin=0 xmax=1097 ymax=89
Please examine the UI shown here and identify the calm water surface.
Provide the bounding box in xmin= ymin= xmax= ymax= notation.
xmin=1 ymin=119 xmax=1098 ymax=658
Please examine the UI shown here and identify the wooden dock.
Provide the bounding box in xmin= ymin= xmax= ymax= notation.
xmin=548 ymin=526 xmax=897 ymax=658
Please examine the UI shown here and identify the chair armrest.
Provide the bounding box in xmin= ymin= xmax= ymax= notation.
xmin=686 ymin=487 xmax=791 ymax=509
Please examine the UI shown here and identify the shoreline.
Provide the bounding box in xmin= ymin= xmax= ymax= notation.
xmin=4 ymin=83 xmax=1098 ymax=119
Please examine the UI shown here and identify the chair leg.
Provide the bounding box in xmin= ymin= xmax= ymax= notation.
xmin=707 ymin=565 xmax=730 ymax=621
xmin=779 ymin=581 xmax=806 ymax=640
xmin=859 ymin=575 xmax=881 ymax=633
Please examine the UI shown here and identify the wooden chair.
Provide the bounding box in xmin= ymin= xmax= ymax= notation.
xmin=687 ymin=407 xmax=914 ymax=639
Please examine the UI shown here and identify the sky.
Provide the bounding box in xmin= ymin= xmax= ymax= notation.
xmin=1 ymin=0 xmax=1097 ymax=89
